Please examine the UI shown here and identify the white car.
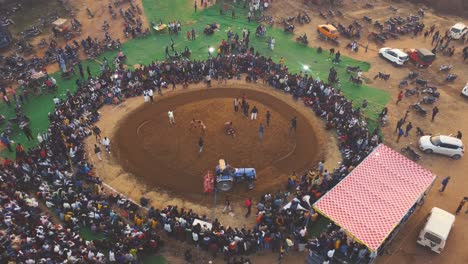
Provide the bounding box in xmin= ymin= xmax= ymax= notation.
xmin=379 ymin=47 xmax=408 ymax=66
xmin=419 ymin=135 xmax=464 ymax=160
xmin=449 ymin=23 xmax=468 ymax=40
xmin=461 ymin=82 xmax=468 ymax=97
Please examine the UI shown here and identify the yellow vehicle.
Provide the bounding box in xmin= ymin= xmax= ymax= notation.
xmin=317 ymin=24 xmax=339 ymax=39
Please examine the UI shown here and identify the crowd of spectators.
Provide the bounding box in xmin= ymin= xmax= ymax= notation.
xmin=1 ymin=21 xmax=382 ymax=262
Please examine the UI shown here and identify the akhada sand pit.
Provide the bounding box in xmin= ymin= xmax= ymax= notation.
xmin=113 ymin=88 xmax=323 ymax=201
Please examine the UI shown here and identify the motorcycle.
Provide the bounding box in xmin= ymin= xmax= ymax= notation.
xmin=296 ymin=34 xmax=308 ymax=45
xmin=401 ymin=145 xmax=421 ymax=161
xmin=439 ymin=64 xmax=452 ymax=72
xmin=422 ymin=87 xmax=440 ymax=98
xmin=374 ymin=72 xmax=390 ymax=81
xmin=445 ymin=74 xmax=457 ymax=82
xmin=412 ymin=78 xmax=427 ymax=87
xmin=408 ymin=71 xmax=419 ymax=79
xmin=405 ymin=88 xmax=417 ymax=97
xmin=346 ymin=66 xmax=361 ymax=73
xmin=399 ymin=80 xmax=408 ymax=88
xmin=420 ymin=96 xmax=437 ymax=104
xmin=349 ymin=76 xmax=362 ymax=85
xmin=410 ymin=103 xmax=427 ymax=116
xmin=284 ymin=23 xmax=294 ymax=33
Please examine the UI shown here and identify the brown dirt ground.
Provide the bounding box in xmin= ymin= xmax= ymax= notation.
xmin=267 ymin=0 xmax=468 ymax=263
xmin=114 ymin=89 xmax=317 ymax=197
xmin=84 ymin=80 xmax=341 ymax=230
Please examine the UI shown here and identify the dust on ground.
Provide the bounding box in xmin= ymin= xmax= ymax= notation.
xmin=84 ymin=80 xmax=340 ymax=229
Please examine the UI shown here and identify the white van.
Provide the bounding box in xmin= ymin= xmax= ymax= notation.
xmin=417 ymin=207 xmax=455 ymax=253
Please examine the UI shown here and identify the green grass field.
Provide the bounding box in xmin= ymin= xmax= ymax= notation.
xmin=1 ymin=0 xmax=389 ymax=157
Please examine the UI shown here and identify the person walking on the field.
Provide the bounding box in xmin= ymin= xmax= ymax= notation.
xmin=289 ymin=116 xmax=297 ymax=134
xmin=455 ymin=197 xmax=467 ymax=215
xmin=93 ymin=126 xmax=101 ymax=142
xmin=404 ymin=122 xmax=413 ymax=137
xmin=395 ymin=118 xmax=404 ymax=133
xmin=101 ymin=137 xmax=111 ymax=154
xmin=259 ymin=123 xmax=264 ymax=140
xmin=396 ymin=127 xmax=404 ymax=143
xmin=168 ymin=111 xmax=175 ymax=125
xmin=198 ymin=137 xmax=204 ymax=155
xmin=251 ymin=106 xmax=258 ymax=120
xmin=222 ymin=196 xmax=232 ymax=213
xmin=396 ymin=91 xmax=403 ymax=104
xmin=234 ymin=98 xmax=239 ymax=112
xmin=439 ymin=176 xmax=451 ymax=192
xmin=431 ymin=106 xmax=439 ymax=122
xmin=266 ymin=110 xmax=271 ymax=127
xmin=245 ymin=197 xmax=252 ymax=218
xmin=94 ymin=144 xmax=102 ymax=161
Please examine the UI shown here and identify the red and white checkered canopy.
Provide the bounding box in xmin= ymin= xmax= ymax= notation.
xmin=313 ymin=144 xmax=436 ymax=251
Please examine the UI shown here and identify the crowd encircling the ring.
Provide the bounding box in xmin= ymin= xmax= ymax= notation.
xmin=1 ymin=21 xmax=384 ymax=262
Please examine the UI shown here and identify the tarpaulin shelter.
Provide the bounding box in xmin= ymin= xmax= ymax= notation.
xmin=313 ymin=144 xmax=436 ymax=252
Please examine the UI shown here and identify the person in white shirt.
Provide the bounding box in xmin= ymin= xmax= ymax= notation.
xmin=148 ymin=88 xmax=154 ymax=103
xmin=101 ymin=137 xmax=111 ymax=153
xmin=168 ymin=111 xmax=175 ymax=125
xmin=143 ymin=90 xmax=149 ymax=103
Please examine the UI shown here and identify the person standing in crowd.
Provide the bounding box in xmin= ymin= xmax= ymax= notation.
xmin=143 ymin=89 xmax=149 ymax=103
xmin=317 ymin=160 xmax=324 ymax=175
xmin=23 ymin=126 xmax=34 ymax=141
xmin=168 ymin=111 xmax=175 ymax=125
xmin=431 ymin=106 xmax=439 ymax=121
xmin=234 ymin=97 xmax=239 ymax=112
xmin=1 ymin=133 xmax=13 ymax=152
xmin=245 ymin=197 xmax=252 ymax=218
xmin=148 ymin=88 xmax=154 ymax=103
xmin=266 ymin=110 xmax=271 ymax=127
xmin=269 ymin=37 xmax=275 ymax=50
xmin=206 ymin=74 xmax=211 ymax=87
xmin=198 ymin=137 xmax=204 ymax=155
xmin=439 ymin=176 xmax=451 ymax=192
xmin=86 ymin=65 xmax=92 ymax=78
xmin=93 ymin=126 xmax=102 ymax=142
xmin=258 ymin=123 xmax=264 ymax=140
xmin=78 ymin=62 xmax=84 ymax=79
xmin=251 ymin=106 xmax=258 ymax=120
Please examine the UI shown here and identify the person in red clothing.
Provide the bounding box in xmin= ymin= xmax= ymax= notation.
xmin=396 ymin=91 xmax=403 ymax=104
xmin=245 ymin=197 xmax=252 ymax=218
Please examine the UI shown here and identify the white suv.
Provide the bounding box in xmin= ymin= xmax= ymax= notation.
xmin=419 ymin=135 xmax=464 ymax=160
xmin=379 ymin=47 xmax=408 ymax=66
xmin=450 ymin=23 xmax=468 ymax=40
xmin=461 ymin=82 xmax=468 ymax=98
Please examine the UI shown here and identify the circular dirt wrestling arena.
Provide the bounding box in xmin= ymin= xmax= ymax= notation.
xmin=113 ymin=87 xmax=323 ymax=200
